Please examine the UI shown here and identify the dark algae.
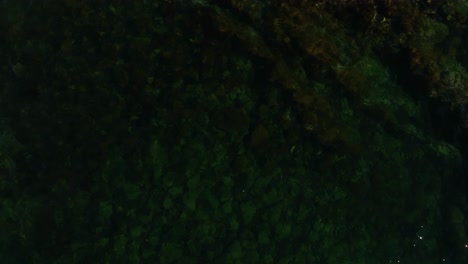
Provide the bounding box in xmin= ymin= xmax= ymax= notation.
xmin=0 ymin=0 xmax=467 ymax=263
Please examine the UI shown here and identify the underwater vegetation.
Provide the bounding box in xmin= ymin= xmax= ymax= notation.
xmin=0 ymin=0 xmax=467 ymax=263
